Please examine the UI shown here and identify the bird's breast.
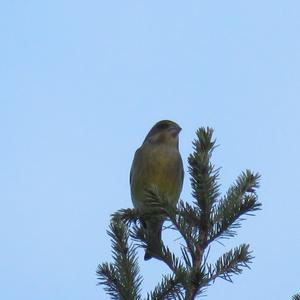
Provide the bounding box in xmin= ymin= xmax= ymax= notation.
xmin=130 ymin=144 xmax=183 ymax=210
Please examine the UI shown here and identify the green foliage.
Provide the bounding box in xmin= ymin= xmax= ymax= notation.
xmin=146 ymin=274 xmax=184 ymax=300
xmin=96 ymin=219 xmax=142 ymax=300
xmin=207 ymin=244 xmax=252 ymax=283
xmin=209 ymin=170 xmax=261 ymax=243
xmin=97 ymin=127 xmax=262 ymax=299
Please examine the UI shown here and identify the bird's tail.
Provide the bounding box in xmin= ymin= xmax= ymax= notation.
xmin=144 ymin=218 xmax=163 ymax=260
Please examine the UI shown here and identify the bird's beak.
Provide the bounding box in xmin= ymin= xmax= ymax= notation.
xmin=169 ymin=126 xmax=181 ymax=136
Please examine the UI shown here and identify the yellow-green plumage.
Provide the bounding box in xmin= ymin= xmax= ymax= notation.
xmin=130 ymin=120 xmax=183 ymax=260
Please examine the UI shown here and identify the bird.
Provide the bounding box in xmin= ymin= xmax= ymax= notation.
xmin=130 ymin=120 xmax=184 ymax=260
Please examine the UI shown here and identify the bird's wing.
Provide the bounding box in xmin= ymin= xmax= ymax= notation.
xmin=129 ymin=147 xmax=142 ymax=185
xmin=181 ymin=158 xmax=184 ymax=187
xmin=178 ymin=156 xmax=184 ymax=194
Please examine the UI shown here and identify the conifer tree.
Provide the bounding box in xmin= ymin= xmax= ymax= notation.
xmin=97 ymin=127 xmax=262 ymax=299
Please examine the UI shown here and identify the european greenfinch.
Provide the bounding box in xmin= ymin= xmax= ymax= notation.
xmin=130 ymin=120 xmax=184 ymax=260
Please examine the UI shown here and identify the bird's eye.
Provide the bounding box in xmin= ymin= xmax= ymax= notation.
xmin=157 ymin=123 xmax=168 ymax=130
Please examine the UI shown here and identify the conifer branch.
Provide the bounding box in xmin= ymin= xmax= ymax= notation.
xmin=98 ymin=127 xmax=262 ymax=300
xmin=143 ymin=190 xmax=198 ymax=264
xmin=188 ymin=128 xmax=221 ymax=254
xmin=208 ymin=170 xmax=261 ymax=243
xmin=112 ymin=208 xmax=140 ymax=225
xmin=96 ymin=263 xmax=121 ymax=300
xmin=146 ymin=274 xmax=185 ymax=300
xmin=207 ymin=244 xmax=253 ymax=283
xmin=159 ymin=245 xmax=186 ymax=273
xmin=188 ymin=128 xmax=220 ymax=213
xmin=96 ymin=219 xmax=142 ymax=300
xmin=293 ymin=294 xmax=300 ymax=300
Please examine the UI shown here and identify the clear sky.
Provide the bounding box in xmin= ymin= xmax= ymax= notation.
xmin=1 ymin=1 xmax=300 ymax=299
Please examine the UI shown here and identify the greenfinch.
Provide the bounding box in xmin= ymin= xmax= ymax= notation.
xmin=130 ymin=120 xmax=184 ymax=260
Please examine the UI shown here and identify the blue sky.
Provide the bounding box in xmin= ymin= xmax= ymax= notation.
xmin=1 ymin=1 xmax=300 ymax=299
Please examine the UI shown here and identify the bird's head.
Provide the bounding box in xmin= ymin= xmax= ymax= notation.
xmin=143 ymin=120 xmax=182 ymax=147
